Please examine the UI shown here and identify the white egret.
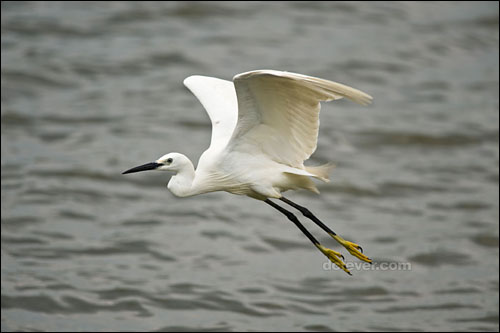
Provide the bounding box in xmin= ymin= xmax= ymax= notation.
xmin=123 ymin=70 xmax=372 ymax=274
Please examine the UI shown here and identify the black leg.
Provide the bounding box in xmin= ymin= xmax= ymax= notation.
xmin=279 ymin=196 xmax=372 ymax=263
xmin=264 ymin=199 xmax=351 ymax=275
xmin=264 ymin=199 xmax=322 ymax=248
xmin=279 ymin=196 xmax=338 ymax=237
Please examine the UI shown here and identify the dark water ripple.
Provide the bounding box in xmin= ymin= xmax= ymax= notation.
xmin=2 ymin=1 xmax=498 ymax=332
xmin=2 ymin=294 xmax=151 ymax=316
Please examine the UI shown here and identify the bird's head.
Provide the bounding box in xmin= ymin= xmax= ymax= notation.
xmin=122 ymin=152 xmax=189 ymax=175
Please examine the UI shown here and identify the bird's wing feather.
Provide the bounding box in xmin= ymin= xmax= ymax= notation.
xmin=228 ymin=70 xmax=372 ymax=166
xmin=183 ymin=75 xmax=238 ymax=152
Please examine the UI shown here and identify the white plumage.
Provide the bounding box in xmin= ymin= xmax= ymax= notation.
xmin=123 ymin=70 xmax=373 ymax=274
xmin=174 ymin=70 xmax=372 ymax=199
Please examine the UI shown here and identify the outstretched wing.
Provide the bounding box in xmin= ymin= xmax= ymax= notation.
xmin=228 ymin=70 xmax=372 ymax=166
xmin=183 ymin=75 xmax=238 ymax=153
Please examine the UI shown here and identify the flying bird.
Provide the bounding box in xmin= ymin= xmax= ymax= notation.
xmin=123 ymin=70 xmax=373 ymax=275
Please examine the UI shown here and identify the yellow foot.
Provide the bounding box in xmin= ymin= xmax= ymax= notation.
xmin=332 ymin=235 xmax=372 ymax=263
xmin=316 ymin=244 xmax=351 ymax=275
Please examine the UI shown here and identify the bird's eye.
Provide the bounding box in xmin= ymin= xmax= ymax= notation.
xmin=166 ymin=158 xmax=173 ymax=163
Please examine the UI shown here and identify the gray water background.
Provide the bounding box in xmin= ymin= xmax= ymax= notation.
xmin=1 ymin=1 xmax=499 ymax=331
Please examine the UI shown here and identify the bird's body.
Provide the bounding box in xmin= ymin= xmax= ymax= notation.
xmin=123 ymin=70 xmax=373 ymax=275
xmin=165 ymin=149 xmax=328 ymax=200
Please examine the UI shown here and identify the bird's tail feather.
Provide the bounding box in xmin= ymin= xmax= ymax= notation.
xmin=305 ymin=162 xmax=336 ymax=182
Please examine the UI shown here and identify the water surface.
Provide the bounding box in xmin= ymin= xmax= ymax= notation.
xmin=2 ymin=2 xmax=499 ymax=331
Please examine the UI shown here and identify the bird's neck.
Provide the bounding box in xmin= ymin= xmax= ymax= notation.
xmin=167 ymin=160 xmax=196 ymax=197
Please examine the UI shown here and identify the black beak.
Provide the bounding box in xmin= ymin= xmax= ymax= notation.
xmin=122 ymin=162 xmax=162 ymax=175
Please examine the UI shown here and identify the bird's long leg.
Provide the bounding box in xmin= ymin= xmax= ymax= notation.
xmin=264 ymin=199 xmax=352 ymax=275
xmin=279 ymin=196 xmax=372 ymax=263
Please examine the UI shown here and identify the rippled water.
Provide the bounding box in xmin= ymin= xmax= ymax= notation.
xmin=2 ymin=1 xmax=499 ymax=331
